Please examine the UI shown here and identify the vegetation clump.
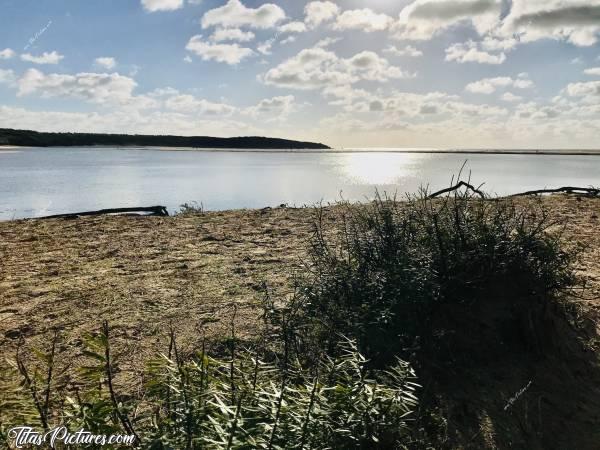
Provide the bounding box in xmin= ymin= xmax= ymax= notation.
xmin=0 ymin=324 xmax=418 ymax=449
xmin=0 ymin=186 xmax=583 ymax=449
xmin=294 ymin=190 xmax=577 ymax=366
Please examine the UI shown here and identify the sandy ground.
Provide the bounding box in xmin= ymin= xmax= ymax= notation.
xmin=0 ymin=196 xmax=599 ymax=371
xmin=0 ymin=206 xmax=316 ymax=369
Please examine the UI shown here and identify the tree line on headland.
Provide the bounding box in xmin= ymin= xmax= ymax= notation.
xmin=0 ymin=128 xmax=330 ymax=149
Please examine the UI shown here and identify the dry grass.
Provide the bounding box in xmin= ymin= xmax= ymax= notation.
xmin=0 ymin=207 xmax=315 ymax=375
xmin=1 ymin=195 xmax=600 ymax=448
xmin=0 ymin=195 xmax=599 ymax=373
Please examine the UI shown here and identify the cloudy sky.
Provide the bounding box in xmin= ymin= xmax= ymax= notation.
xmin=1 ymin=0 xmax=600 ymax=149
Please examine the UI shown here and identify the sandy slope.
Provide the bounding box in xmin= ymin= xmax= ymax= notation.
xmin=0 ymin=196 xmax=599 ymax=357
xmin=0 ymin=206 xmax=314 ymax=364
xmin=0 ymin=195 xmax=599 ymax=448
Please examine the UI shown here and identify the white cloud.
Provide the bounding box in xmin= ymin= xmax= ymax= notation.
xmin=565 ymin=81 xmax=600 ymax=98
xmin=333 ymin=9 xmax=393 ymax=32
xmin=321 ymin=88 xmax=509 ymax=120
xmin=480 ymin=37 xmax=518 ymax=52
xmin=466 ymin=80 xmax=497 ymax=95
xmin=279 ymin=21 xmax=307 ymax=33
xmin=0 ymin=48 xmax=15 ymax=59
xmin=281 ymin=36 xmax=297 ymax=45
xmin=201 ymin=0 xmax=285 ymax=29
xmin=501 ymin=92 xmax=523 ymax=102
xmin=466 ymin=76 xmax=533 ymax=94
xmin=388 ymin=1 xmax=600 ymax=49
xmin=261 ymin=47 xmax=412 ymax=90
xmin=347 ymin=51 xmax=411 ymax=82
xmin=391 ymin=0 xmax=502 ymax=41
xmin=15 ymin=69 xmax=154 ymax=109
xmin=245 ymin=95 xmax=297 ymax=120
xmin=21 ymin=51 xmax=64 ymax=65
xmin=0 ymin=105 xmax=261 ymax=137
xmin=183 ymin=55 xmax=193 ymax=63
xmin=521 ymin=103 xmax=561 ymax=120
xmin=210 ymin=28 xmax=255 ymax=42
xmin=94 ymin=57 xmax=117 ymax=70
xmin=0 ymin=69 xmax=15 ymax=85
xmin=318 ymin=104 xmax=600 ymax=147
xmin=445 ymin=41 xmax=506 ymax=64
xmin=141 ymin=0 xmax=183 ymax=12
xmin=500 ymin=0 xmax=600 ymax=47
xmin=584 ymin=67 xmax=600 ymax=76
xmin=514 ymin=78 xmax=534 ymax=89
xmin=262 ymin=47 xmax=352 ymax=90
xmin=538 ymin=95 xmax=600 ymax=117
xmin=322 ymin=84 xmax=374 ymax=110
xmin=314 ymin=37 xmax=340 ymax=48
xmin=149 ymin=87 xmax=180 ymax=97
xmin=164 ymin=94 xmax=237 ymax=115
xmin=257 ymin=39 xmax=275 ymax=55
xmin=304 ymin=1 xmax=340 ymax=28
xmin=186 ymin=35 xmax=255 ymax=65
xmin=383 ymin=45 xmax=423 ymax=57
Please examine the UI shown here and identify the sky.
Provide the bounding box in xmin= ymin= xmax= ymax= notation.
xmin=1 ymin=0 xmax=600 ymax=149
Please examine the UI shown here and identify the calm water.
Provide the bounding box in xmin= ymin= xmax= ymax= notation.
xmin=1 ymin=147 xmax=599 ymax=220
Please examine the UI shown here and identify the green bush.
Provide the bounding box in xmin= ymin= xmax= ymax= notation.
xmin=0 ymin=326 xmax=418 ymax=449
xmin=296 ymin=190 xmax=577 ymax=366
xmin=0 ymin=187 xmax=579 ymax=449
xmin=178 ymin=201 xmax=205 ymax=215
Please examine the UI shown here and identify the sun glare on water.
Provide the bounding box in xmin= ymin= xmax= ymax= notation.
xmin=339 ymin=152 xmax=427 ymax=185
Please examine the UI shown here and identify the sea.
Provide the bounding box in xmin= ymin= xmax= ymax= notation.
xmin=1 ymin=147 xmax=599 ymax=220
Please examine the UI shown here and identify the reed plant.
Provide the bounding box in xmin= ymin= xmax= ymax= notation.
xmin=294 ymin=188 xmax=578 ymax=366
xmin=0 ymin=184 xmax=580 ymax=449
xmin=0 ymin=322 xmax=418 ymax=449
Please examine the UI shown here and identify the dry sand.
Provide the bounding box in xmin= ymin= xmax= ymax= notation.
xmin=0 ymin=195 xmax=599 ymax=368
xmin=0 ymin=205 xmax=316 ymax=367
xmin=1 ymin=195 xmax=600 ymax=448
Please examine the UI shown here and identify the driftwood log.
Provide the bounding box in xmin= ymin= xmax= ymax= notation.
xmin=428 ymin=181 xmax=486 ymax=199
xmin=428 ymin=183 xmax=599 ymax=199
xmin=32 ymin=185 xmax=600 ymax=219
xmin=509 ymin=186 xmax=600 ymax=197
xmin=38 ymin=206 xmax=169 ymax=220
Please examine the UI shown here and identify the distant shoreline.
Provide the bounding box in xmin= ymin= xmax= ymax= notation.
xmin=2 ymin=145 xmax=600 ymax=156
xmin=0 ymin=128 xmax=330 ymax=150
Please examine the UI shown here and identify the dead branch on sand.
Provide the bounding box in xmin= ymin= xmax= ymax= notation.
xmin=509 ymin=187 xmax=600 ymax=197
xmin=428 ymin=181 xmax=486 ymax=199
xmin=429 ymin=183 xmax=599 ymax=199
xmin=37 ymin=206 xmax=169 ymax=219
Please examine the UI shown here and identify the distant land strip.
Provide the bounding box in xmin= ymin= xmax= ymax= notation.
xmin=157 ymin=148 xmax=600 ymax=155
xmin=0 ymin=128 xmax=330 ymax=150
xmin=338 ymin=148 xmax=600 ymax=156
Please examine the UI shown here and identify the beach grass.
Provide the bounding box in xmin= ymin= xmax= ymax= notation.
xmin=0 ymin=193 xmax=599 ymax=448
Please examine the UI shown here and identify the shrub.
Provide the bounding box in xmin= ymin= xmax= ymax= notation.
xmin=0 ymin=186 xmax=580 ymax=449
xmin=178 ymin=201 xmax=205 ymax=215
xmin=0 ymin=325 xmax=418 ymax=449
xmin=295 ymin=189 xmax=577 ymax=366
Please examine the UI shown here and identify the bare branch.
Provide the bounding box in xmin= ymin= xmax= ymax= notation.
xmin=510 ymin=187 xmax=600 ymax=197
xmin=428 ymin=181 xmax=486 ymax=199
xmin=37 ymin=206 xmax=169 ymax=220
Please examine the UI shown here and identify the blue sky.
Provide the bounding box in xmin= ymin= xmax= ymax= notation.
xmin=1 ymin=0 xmax=600 ymax=148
